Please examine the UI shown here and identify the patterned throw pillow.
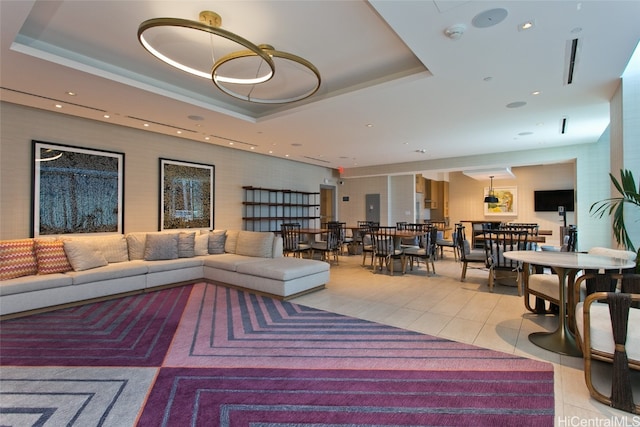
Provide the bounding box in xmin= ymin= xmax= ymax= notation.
xmin=34 ymin=239 xmax=72 ymax=274
xmin=0 ymin=239 xmax=38 ymax=280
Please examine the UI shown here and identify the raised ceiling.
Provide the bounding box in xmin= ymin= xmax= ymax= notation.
xmin=1 ymin=1 xmax=639 ymax=170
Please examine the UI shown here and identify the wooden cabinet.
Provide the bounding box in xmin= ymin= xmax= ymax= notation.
xmin=242 ymin=186 xmax=320 ymax=232
xmin=415 ymin=173 xmax=425 ymax=193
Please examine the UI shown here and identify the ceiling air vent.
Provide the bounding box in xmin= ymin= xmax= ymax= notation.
xmin=565 ymin=38 xmax=579 ymax=85
xmin=560 ymin=117 xmax=568 ymax=134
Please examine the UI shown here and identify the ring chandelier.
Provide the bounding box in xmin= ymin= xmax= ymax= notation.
xmin=138 ymin=11 xmax=320 ymax=104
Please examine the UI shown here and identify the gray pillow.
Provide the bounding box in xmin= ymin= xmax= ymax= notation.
xmin=208 ymin=230 xmax=227 ymax=254
xmin=144 ymin=233 xmax=179 ymax=261
xmin=178 ymin=232 xmax=196 ymax=258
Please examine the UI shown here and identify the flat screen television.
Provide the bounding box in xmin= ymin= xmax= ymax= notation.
xmin=534 ymin=189 xmax=574 ymax=212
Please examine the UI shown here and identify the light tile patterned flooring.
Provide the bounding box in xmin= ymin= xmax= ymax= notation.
xmin=291 ymin=249 xmax=640 ymax=426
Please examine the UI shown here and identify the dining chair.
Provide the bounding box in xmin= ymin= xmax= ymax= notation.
xmin=574 ymin=272 xmax=640 ymax=414
xmin=436 ymin=224 xmax=460 ymax=261
xmin=360 ymin=225 xmax=376 ymax=267
xmin=456 ymin=224 xmax=488 ymax=281
xmin=371 ymin=226 xmax=406 ymax=275
xmin=310 ymin=222 xmax=341 ymax=264
xmin=523 ymin=225 xmax=578 ymax=315
xmin=403 ymin=227 xmax=436 ymax=275
xmin=280 ymin=223 xmax=311 ymax=258
xmin=483 ymin=229 xmax=529 ymax=293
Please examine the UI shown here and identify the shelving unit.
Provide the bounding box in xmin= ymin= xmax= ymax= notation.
xmin=242 ymin=186 xmax=320 ymax=232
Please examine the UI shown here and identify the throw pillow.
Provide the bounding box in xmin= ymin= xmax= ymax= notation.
xmin=34 ymin=239 xmax=72 ymax=274
xmin=126 ymin=232 xmax=147 ymax=260
xmin=178 ymin=232 xmax=196 ymax=258
xmin=144 ymin=233 xmax=179 ymax=261
xmin=235 ymin=231 xmax=274 ymax=258
xmin=0 ymin=239 xmax=38 ymax=280
xmin=208 ymin=230 xmax=227 ymax=254
xmin=194 ymin=234 xmax=209 ymax=256
xmin=96 ymin=235 xmax=129 ymax=263
xmin=63 ymin=240 xmax=108 ymax=271
xmin=224 ymin=230 xmax=240 ymax=253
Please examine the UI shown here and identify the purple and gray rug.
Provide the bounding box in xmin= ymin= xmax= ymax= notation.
xmin=0 ymin=283 xmax=554 ymax=426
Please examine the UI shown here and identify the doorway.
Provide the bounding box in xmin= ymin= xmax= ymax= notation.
xmin=320 ymin=185 xmax=335 ymax=225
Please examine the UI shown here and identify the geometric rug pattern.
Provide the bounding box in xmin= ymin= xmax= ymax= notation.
xmin=0 ymin=283 xmax=555 ymax=426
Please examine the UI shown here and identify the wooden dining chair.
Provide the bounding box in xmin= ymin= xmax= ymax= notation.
xmin=403 ymin=227 xmax=436 ymax=275
xmin=574 ymin=273 xmax=640 ymax=414
xmin=456 ymin=224 xmax=488 ymax=281
xmin=371 ymin=226 xmax=406 ymax=275
xmin=483 ymin=229 xmax=528 ymax=293
xmin=280 ymin=223 xmax=311 ymax=258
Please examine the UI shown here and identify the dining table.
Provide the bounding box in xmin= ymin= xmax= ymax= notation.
xmin=503 ymin=250 xmax=636 ymax=356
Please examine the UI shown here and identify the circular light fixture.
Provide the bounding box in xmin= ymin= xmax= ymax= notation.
xmin=138 ymin=11 xmax=275 ymax=85
xmin=212 ymin=44 xmax=321 ymax=104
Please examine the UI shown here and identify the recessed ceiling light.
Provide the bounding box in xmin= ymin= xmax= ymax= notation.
xmin=143 ymin=123 xmax=149 ymax=127
xmin=531 ymin=90 xmax=541 ymax=95
xmin=366 ymin=123 xmax=373 ymax=128
xmin=176 ymin=130 xmax=182 ymax=134
xmin=204 ymin=136 xmax=210 ymax=140
xmin=250 ymin=146 xmax=255 ymax=150
xmin=103 ymin=114 xmax=110 ymax=119
xmin=415 ymin=149 xmax=426 ymax=154
xmin=55 ymin=104 xmax=62 ymax=109
xmin=229 ymin=142 xmax=234 ymax=145
xmin=66 ymin=91 xmax=76 ymax=96
xmin=518 ymin=20 xmax=535 ymax=31
xmin=268 ymin=150 xmax=273 ymax=154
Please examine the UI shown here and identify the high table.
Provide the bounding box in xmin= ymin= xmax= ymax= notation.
xmin=503 ymin=250 xmax=635 ymax=356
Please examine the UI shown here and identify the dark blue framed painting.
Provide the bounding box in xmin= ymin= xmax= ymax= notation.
xmin=32 ymin=140 xmax=124 ymax=236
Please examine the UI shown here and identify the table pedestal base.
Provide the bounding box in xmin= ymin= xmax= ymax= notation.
xmin=529 ymin=326 xmax=582 ymax=357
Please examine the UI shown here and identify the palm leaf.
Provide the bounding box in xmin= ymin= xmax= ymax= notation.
xmin=589 ymin=169 xmax=640 ymax=253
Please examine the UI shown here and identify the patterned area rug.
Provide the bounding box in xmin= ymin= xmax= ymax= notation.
xmin=0 ymin=283 xmax=554 ymax=426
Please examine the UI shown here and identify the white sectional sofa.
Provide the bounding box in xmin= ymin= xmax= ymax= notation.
xmin=0 ymin=230 xmax=330 ymax=318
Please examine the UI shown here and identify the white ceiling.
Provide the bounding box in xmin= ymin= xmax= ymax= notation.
xmin=2 ymin=1 xmax=639 ymax=171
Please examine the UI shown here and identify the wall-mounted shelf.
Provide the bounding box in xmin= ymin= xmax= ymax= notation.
xmin=242 ymin=186 xmax=320 ymax=232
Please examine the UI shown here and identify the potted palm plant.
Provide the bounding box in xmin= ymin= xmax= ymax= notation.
xmin=590 ymin=169 xmax=640 ymax=272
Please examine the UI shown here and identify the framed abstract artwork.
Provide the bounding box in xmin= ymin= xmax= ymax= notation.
xmin=32 ymin=140 xmax=124 ymax=236
xmin=160 ymin=158 xmax=214 ymax=230
xmin=484 ymin=186 xmax=517 ymax=216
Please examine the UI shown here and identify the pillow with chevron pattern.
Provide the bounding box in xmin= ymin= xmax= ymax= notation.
xmin=0 ymin=239 xmax=38 ymax=280
xmin=34 ymin=239 xmax=72 ymax=275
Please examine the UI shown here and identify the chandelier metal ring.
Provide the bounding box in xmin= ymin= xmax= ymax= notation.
xmin=137 ymin=12 xmax=275 ymax=85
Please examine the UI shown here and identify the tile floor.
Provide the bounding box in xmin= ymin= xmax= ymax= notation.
xmin=291 ymin=249 xmax=640 ymax=426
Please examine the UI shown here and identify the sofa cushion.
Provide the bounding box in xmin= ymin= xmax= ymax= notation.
xmin=194 ymin=233 xmax=209 ymax=256
xmin=236 ymin=257 xmax=329 ymax=281
xmin=224 ymin=230 xmax=240 ymax=253
xmin=203 ymin=254 xmax=262 ymax=272
xmin=144 ymin=257 xmax=204 ymax=273
xmin=144 ymin=233 xmax=179 ymax=261
xmin=65 ymin=261 xmax=149 ymax=286
xmin=126 ymin=232 xmax=148 ymax=260
xmin=95 ymin=235 xmax=129 ymax=263
xmin=178 ymin=232 xmax=196 ymax=258
xmin=34 ymin=239 xmax=72 ymax=275
xmin=63 ymin=239 xmax=109 ymax=271
xmin=0 ymin=273 xmax=73 ymax=296
xmin=208 ymin=230 xmax=227 ymax=254
xmin=0 ymin=239 xmax=37 ymax=280
xmin=236 ymin=231 xmax=274 ymax=258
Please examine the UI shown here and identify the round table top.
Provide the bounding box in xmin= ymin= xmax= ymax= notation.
xmin=503 ymin=250 xmax=636 ymax=270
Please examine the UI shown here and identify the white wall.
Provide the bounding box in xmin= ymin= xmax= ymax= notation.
xmin=0 ymin=102 xmax=336 ymax=239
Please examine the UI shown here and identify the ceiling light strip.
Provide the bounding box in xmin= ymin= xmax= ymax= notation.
xmin=126 ymin=115 xmax=197 ymax=133
xmin=1 ymin=87 xmax=108 ymax=112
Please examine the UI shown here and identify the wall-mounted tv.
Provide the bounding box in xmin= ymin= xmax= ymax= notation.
xmin=534 ymin=189 xmax=575 ymax=212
